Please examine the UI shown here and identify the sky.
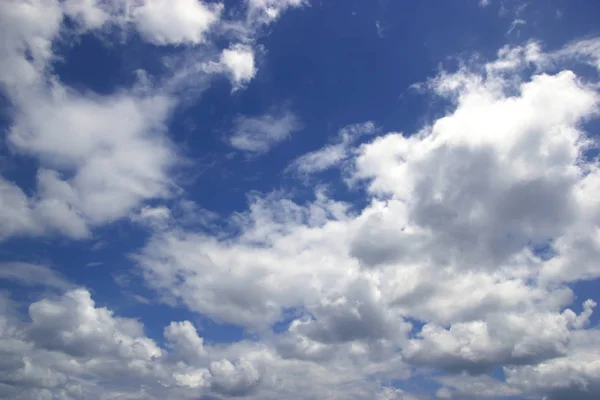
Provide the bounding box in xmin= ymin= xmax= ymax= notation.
xmin=1 ymin=0 xmax=600 ymax=399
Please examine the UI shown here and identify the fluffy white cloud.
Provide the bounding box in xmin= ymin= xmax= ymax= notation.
xmin=403 ymin=304 xmax=594 ymax=373
xmin=0 ymin=287 xmax=416 ymax=399
xmin=134 ymin=190 xmax=356 ymax=329
xmin=0 ymin=0 xmax=283 ymax=242
xmin=164 ymin=320 xmax=207 ymax=364
xmin=28 ymin=289 xmax=163 ymax=360
xmin=230 ymin=110 xmax=302 ymax=153
xmin=0 ymin=175 xmax=89 ymax=240
xmin=0 ymin=0 xmax=63 ymax=88
xmin=219 ymin=44 xmax=258 ymax=89
xmin=505 ymin=329 xmax=600 ymax=400
xmin=9 ymin=92 xmax=177 ymax=223
xmin=0 ymin=0 xmax=182 ymax=241
xmin=209 ymin=358 xmax=261 ymax=396
xmin=132 ymin=0 xmax=223 ymax=45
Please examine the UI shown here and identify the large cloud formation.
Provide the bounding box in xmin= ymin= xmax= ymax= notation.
xmin=1 ymin=1 xmax=600 ymax=400
xmin=132 ymin=39 xmax=600 ymax=399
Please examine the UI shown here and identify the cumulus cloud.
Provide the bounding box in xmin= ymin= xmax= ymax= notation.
xmin=198 ymin=43 xmax=257 ymax=90
xmin=505 ymin=329 xmax=600 ymax=400
xmin=10 ymin=92 xmax=177 ymax=222
xmin=131 ymin=37 xmax=600 ymax=400
xmin=0 ymin=288 xmax=414 ymax=399
xmin=0 ymin=175 xmax=89 ymax=239
xmin=209 ymin=358 xmax=261 ymax=396
xmin=221 ymin=44 xmax=258 ymax=89
xmin=230 ymin=110 xmax=302 ymax=153
xmin=403 ymin=306 xmax=594 ymax=374
xmin=164 ymin=320 xmax=208 ymax=364
xmin=132 ymin=0 xmax=223 ymax=45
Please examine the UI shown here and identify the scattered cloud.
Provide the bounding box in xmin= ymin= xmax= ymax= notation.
xmin=287 ymin=121 xmax=376 ymax=174
xmin=132 ymin=0 xmax=223 ymax=45
xmin=230 ymin=110 xmax=302 ymax=153
xmin=376 ymin=20 xmax=385 ymax=38
xmin=0 ymin=0 xmax=304 ymax=242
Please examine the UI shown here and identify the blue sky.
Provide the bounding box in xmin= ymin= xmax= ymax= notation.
xmin=1 ymin=0 xmax=600 ymax=399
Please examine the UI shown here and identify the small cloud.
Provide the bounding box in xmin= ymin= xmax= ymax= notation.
xmin=288 ymin=121 xmax=376 ymax=174
xmin=478 ymin=0 xmax=491 ymax=7
xmin=229 ymin=111 xmax=302 ymax=154
xmin=130 ymin=293 xmax=152 ymax=305
xmin=132 ymin=0 xmax=223 ymax=45
xmin=85 ymin=262 xmax=104 ymax=268
xmin=130 ymin=205 xmax=172 ymax=230
xmin=507 ymin=18 xmax=526 ymax=36
xmin=91 ymin=241 xmax=107 ymax=251
xmin=203 ymin=44 xmax=257 ymax=91
xmin=375 ymin=21 xmax=385 ymax=38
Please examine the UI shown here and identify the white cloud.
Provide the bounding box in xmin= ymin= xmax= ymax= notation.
xmin=288 ymin=121 xmax=376 ymax=174
xmin=0 ymin=288 xmax=416 ymax=399
xmin=62 ymin=0 xmax=111 ymax=30
xmin=247 ymin=0 xmax=307 ymax=25
xmin=0 ymin=175 xmax=89 ymax=240
xmin=200 ymin=44 xmax=257 ymax=90
xmin=0 ymin=0 xmax=180 ymax=241
xmin=230 ymin=110 xmax=302 ymax=153
xmin=28 ymin=289 xmax=163 ymax=360
xmin=132 ymin=0 xmax=223 ymax=45
xmin=507 ymin=18 xmax=526 ymax=36
xmin=505 ymin=329 xmax=600 ymax=400
xmin=403 ymin=305 xmax=594 ymax=373
xmin=209 ymin=358 xmax=261 ymax=396
xmin=0 ymin=0 xmax=295 ymax=241
xmin=4 ymin=90 xmax=179 ymax=236
xmin=221 ymin=44 xmax=258 ymax=89
xmin=164 ymin=320 xmax=207 ymax=364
